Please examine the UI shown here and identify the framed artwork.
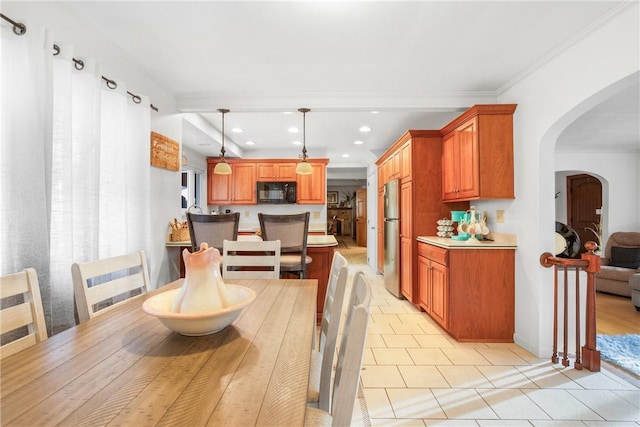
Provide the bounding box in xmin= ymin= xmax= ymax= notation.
xmin=327 ymin=191 xmax=338 ymax=205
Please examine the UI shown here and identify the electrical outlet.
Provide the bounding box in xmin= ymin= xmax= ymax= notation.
xmin=496 ymin=210 xmax=505 ymax=223
xmin=245 ymin=211 xmax=250 ymax=218
xmin=313 ymin=211 xmax=320 ymax=219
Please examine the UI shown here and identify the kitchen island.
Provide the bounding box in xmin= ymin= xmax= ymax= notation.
xmin=167 ymin=234 xmax=337 ymax=322
xmin=416 ymin=235 xmax=516 ymax=342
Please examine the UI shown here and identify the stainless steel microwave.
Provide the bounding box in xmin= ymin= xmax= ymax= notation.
xmin=256 ymin=182 xmax=297 ymax=204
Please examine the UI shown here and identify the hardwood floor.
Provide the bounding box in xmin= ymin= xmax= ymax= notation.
xmin=596 ymin=291 xmax=640 ymax=335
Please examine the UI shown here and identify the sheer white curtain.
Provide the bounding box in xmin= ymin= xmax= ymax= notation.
xmin=1 ymin=21 xmax=151 ymax=335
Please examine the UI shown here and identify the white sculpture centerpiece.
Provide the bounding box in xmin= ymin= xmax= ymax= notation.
xmin=143 ymin=242 xmax=256 ymax=336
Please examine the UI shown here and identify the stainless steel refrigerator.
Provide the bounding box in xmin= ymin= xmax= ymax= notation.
xmin=383 ymin=179 xmax=401 ymax=297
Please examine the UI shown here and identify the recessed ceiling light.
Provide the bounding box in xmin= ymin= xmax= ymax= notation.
xmin=370 ymin=111 xmax=379 ymax=114
xmin=288 ymin=127 xmax=299 ymax=133
xmin=342 ymin=153 xmax=350 ymax=158
xmin=245 ymin=141 xmax=255 ymax=145
xmin=231 ymin=127 xmax=243 ymax=133
xmin=293 ymin=140 xmax=302 ymax=145
xmin=283 ymin=111 xmax=293 ymax=115
xmin=359 ymin=126 xmax=371 ymax=132
xmin=354 ymin=140 xmax=364 ymax=145
xmin=197 ymin=143 xmax=211 ymax=146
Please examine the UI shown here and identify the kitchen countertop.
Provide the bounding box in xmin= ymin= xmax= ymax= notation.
xmin=166 ymin=234 xmax=337 ymax=248
xmin=418 ymin=233 xmax=517 ymax=249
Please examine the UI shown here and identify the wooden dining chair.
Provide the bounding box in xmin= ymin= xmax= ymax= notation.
xmin=305 ymin=270 xmax=372 ymax=426
xmin=0 ymin=268 xmax=48 ymax=360
xmin=222 ymin=239 xmax=281 ymax=279
xmin=258 ymin=212 xmax=311 ymax=279
xmin=72 ymin=250 xmax=150 ymax=323
xmin=308 ymin=251 xmax=349 ymax=410
xmin=187 ymin=212 xmax=240 ymax=253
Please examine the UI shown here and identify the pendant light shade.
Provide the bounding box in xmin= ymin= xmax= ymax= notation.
xmin=213 ymin=108 xmax=232 ymax=175
xmin=296 ymin=107 xmax=312 ymax=175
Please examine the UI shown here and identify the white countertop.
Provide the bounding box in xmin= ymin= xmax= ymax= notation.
xmin=418 ymin=233 xmax=517 ymax=249
xmin=166 ymin=234 xmax=337 ymax=247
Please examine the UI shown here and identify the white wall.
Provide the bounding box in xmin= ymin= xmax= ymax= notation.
xmin=483 ymin=2 xmax=639 ymax=357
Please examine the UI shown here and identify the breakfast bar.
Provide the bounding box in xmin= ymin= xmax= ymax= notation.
xmin=1 ymin=278 xmax=317 ymax=426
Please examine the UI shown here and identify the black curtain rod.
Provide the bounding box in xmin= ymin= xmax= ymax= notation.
xmin=2 ymin=13 xmax=158 ymax=112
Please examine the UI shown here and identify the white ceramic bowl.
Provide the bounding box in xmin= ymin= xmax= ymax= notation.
xmin=142 ymin=285 xmax=256 ymax=336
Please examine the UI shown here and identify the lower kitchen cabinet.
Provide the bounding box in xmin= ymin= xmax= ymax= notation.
xmin=417 ymin=240 xmax=515 ymax=342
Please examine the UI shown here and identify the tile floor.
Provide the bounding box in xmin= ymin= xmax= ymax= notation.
xmin=342 ymin=261 xmax=640 ymax=427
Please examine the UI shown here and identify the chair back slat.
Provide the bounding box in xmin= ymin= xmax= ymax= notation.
xmin=222 ymin=240 xmax=281 ymax=279
xmin=187 ymin=212 xmax=240 ymax=252
xmin=258 ymin=212 xmax=310 ymax=278
xmin=330 ymin=270 xmax=372 ymax=425
xmin=72 ymin=251 xmax=150 ymax=323
xmin=0 ymin=268 xmax=48 ymax=360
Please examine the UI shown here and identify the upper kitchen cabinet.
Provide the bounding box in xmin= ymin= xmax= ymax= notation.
xmin=207 ymin=159 xmax=257 ymax=205
xmin=256 ymin=162 xmax=297 ymax=182
xmin=440 ymin=104 xmax=517 ymax=202
xmin=296 ymin=160 xmax=328 ymax=204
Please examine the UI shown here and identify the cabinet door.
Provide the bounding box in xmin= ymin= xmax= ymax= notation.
xmin=256 ymin=163 xmax=277 ymax=181
xmin=296 ymin=162 xmax=326 ymax=204
xmin=231 ymin=163 xmax=257 ymax=204
xmin=207 ymin=162 xmax=232 ymax=204
xmin=456 ymin=118 xmax=479 ymax=200
xmin=417 ymin=255 xmax=431 ymax=313
xmin=400 ymin=236 xmax=413 ymax=301
xmin=400 ymin=141 xmax=411 ymax=181
xmin=430 ymin=261 xmax=449 ymax=329
xmin=390 ymin=150 xmax=401 ymax=179
xmin=442 ymin=132 xmax=458 ymax=200
xmin=276 ymin=163 xmax=297 ymax=181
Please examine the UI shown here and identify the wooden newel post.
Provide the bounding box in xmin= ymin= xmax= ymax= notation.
xmin=581 ymin=241 xmax=601 ymax=372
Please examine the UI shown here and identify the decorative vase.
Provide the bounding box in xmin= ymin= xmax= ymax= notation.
xmin=171 ymin=242 xmax=238 ymax=313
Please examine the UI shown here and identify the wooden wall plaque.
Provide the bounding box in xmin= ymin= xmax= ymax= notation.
xmin=150 ymin=131 xmax=180 ymax=171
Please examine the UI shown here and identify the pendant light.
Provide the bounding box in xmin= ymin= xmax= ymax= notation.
xmin=296 ymin=107 xmax=313 ymax=175
xmin=213 ymin=108 xmax=232 ymax=175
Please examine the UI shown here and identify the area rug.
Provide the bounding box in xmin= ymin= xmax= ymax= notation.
xmin=596 ymin=334 xmax=640 ymax=377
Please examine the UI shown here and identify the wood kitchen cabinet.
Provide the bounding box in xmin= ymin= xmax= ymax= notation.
xmin=376 ymin=131 xmax=468 ymax=304
xmin=207 ymin=158 xmax=328 ymax=206
xmin=207 ymin=160 xmax=257 ymax=205
xmin=296 ymin=160 xmax=328 ymax=204
xmin=417 ymin=240 xmax=515 ymax=342
xmin=440 ymin=104 xmax=517 ymax=202
xmin=256 ymin=162 xmax=297 ymax=182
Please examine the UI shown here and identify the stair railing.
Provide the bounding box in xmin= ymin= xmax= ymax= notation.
xmin=539 ymin=241 xmax=601 ymax=371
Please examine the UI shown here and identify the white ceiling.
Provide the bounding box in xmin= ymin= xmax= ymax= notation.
xmin=60 ymin=1 xmax=639 ymax=170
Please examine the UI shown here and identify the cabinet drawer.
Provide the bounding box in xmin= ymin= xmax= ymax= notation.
xmin=418 ymin=243 xmax=448 ymax=266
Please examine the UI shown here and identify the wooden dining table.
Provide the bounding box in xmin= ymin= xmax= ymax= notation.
xmin=1 ymin=278 xmax=317 ymax=427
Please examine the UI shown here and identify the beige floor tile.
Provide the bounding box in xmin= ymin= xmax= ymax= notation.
xmin=432 ymin=388 xmax=498 ymax=419
xmin=363 ymin=348 xmax=377 ymax=365
xmin=372 ymin=313 xmax=404 ymax=324
xmin=582 ymin=422 xmax=640 ymax=426
xmin=423 ymin=420 xmax=479 ymax=426
xmin=529 ymin=421 xmax=591 ymax=426
xmin=369 ymin=322 xmax=397 ymax=334
xmin=372 ymin=418 xmax=427 ymax=426
xmin=419 ymin=322 xmax=448 ymax=335
xmin=387 ymin=388 xmax=446 ymax=419
xmin=399 ymin=366 xmax=450 ymax=388
xmin=367 ymin=334 xmax=389 ymax=348
xmin=562 ymin=368 xmax=639 ymax=391
xmin=361 ymin=365 xmax=407 ymax=388
xmin=477 ymin=388 xmax=550 ymax=420
xmin=374 ymin=348 xmax=416 ymax=365
xmin=516 ymin=364 xmax=584 ymax=389
xmin=476 ymin=365 xmax=539 ymax=389
xmin=522 ymin=389 xmax=604 ymax=420
xmin=448 ymin=341 xmax=491 ymax=349
xmin=613 ymin=390 xmax=640 ymax=408
xmin=476 ymin=348 xmax=530 ymax=365
xmin=414 ymin=334 xmax=456 ymax=348
xmin=437 ymin=366 xmax=493 ymax=389
xmin=364 ymin=388 xmax=396 ymax=419
xmin=568 ymin=389 xmax=640 ymax=422
xmin=392 ymin=322 xmax=432 ymax=334
xmin=381 ymin=305 xmax=414 ymax=314
xmin=396 ymin=313 xmax=434 ymax=325
xmin=476 ymin=420 xmax=533 ymax=426
xmin=442 ymin=348 xmax=492 ymax=366
xmin=407 ymin=348 xmax=453 ymax=366
xmin=383 ymin=334 xmax=421 ymax=348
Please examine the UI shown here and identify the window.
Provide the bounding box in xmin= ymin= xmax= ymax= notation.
xmin=181 ymin=167 xmax=203 ymax=210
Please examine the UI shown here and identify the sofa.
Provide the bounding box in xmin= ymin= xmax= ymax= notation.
xmin=595 ymin=232 xmax=640 ymax=303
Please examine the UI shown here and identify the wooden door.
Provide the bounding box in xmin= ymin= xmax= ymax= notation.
xmin=441 ymin=133 xmax=458 ymax=200
xmin=231 ymin=163 xmax=257 ymax=204
xmin=430 ymin=260 xmax=449 ymax=329
xmin=207 ymin=163 xmax=232 ymax=204
xmin=296 ymin=163 xmax=326 ymax=204
xmin=567 ymin=174 xmax=602 ymax=254
xmin=457 ymin=118 xmax=479 ymax=200
xmin=417 ymin=254 xmax=431 ymax=313
xmin=355 ymin=189 xmax=367 ymax=247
